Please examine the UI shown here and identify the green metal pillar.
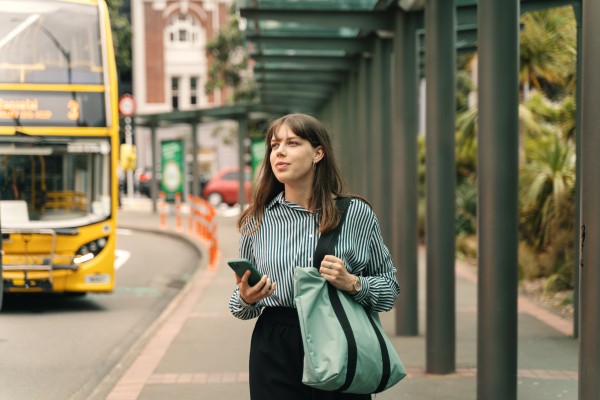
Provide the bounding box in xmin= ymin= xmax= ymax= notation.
xmin=392 ymin=10 xmax=419 ymax=336
xmin=572 ymin=1 xmax=582 ymax=340
xmin=369 ymin=39 xmax=383 ymax=208
xmin=347 ymin=70 xmax=360 ymax=192
xmin=425 ymin=0 xmax=456 ymax=374
xmin=357 ymin=57 xmax=370 ymax=197
xmin=339 ymin=80 xmax=351 ymax=178
xmin=380 ymin=38 xmax=393 ymax=244
xmin=579 ymin=0 xmax=600 ymax=396
xmin=477 ymin=0 xmax=519 ymax=398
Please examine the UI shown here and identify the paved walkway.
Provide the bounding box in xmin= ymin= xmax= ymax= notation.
xmin=94 ymin=199 xmax=578 ymax=400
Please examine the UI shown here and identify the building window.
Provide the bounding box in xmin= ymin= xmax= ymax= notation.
xmin=166 ymin=13 xmax=201 ymax=45
xmin=171 ymin=77 xmax=180 ymax=109
xmin=190 ymin=77 xmax=198 ymax=105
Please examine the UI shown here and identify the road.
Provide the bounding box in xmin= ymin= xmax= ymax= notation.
xmin=0 ymin=228 xmax=201 ymax=400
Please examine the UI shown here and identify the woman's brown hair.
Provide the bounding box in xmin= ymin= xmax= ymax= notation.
xmin=238 ymin=113 xmax=353 ymax=234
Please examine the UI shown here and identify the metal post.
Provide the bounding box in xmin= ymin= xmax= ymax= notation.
xmin=579 ymin=0 xmax=600 ymax=396
xmin=380 ymin=38 xmax=393 ymax=244
xmin=348 ymin=71 xmax=359 ymax=192
xmin=124 ymin=117 xmax=134 ymax=198
xmin=237 ymin=114 xmax=248 ymax=208
xmin=338 ymin=81 xmax=350 ymax=175
xmin=369 ymin=39 xmax=382 ymax=208
xmin=572 ymin=1 xmax=582 ymax=340
xmin=392 ymin=10 xmax=419 ymax=336
xmin=425 ymin=0 xmax=456 ymax=374
xmin=356 ymin=57 xmax=370 ymax=197
xmin=190 ymin=119 xmax=200 ymax=197
xmin=477 ymin=0 xmax=519 ymax=398
xmin=150 ymin=124 xmax=159 ymax=213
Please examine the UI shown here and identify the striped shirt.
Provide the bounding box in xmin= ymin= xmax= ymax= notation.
xmin=228 ymin=192 xmax=400 ymax=320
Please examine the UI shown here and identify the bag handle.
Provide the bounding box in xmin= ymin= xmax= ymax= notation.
xmin=312 ymin=197 xmax=351 ymax=269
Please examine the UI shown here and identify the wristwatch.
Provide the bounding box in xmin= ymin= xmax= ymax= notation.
xmin=351 ymin=275 xmax=362 ymax=293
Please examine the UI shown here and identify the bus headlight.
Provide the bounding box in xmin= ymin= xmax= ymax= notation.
xmin=74 ymin=237 xmax=108 ymax=265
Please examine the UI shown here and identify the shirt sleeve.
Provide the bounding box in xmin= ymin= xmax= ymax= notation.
xmin=347 ymin=202 xmax=400 ymax=313
xmin=228 ymin=232 xmax=262 ymax=320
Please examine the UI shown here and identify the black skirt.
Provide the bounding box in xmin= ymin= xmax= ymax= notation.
xmin=249 ymin=307 xmax=371 ymax=400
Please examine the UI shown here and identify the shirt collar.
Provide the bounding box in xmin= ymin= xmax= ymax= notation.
xmin=267 ymin=191 xmax=315 ymax=213
xmin=266 ymin=192 xmax=285 ymax=210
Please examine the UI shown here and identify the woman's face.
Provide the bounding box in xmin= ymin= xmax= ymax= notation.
xmin=269 ymin=124 xmax=323 ymax=187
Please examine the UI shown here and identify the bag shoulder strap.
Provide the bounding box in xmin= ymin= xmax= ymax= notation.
xmin=312 ymin=197 xmax=351 ymax=269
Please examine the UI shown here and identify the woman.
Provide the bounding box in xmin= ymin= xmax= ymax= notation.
xmin=228 ymin=113 xmax=400 ymax=400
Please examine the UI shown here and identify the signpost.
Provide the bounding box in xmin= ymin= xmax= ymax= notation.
xmin=118 ymin=94 xmax=136 ymax=198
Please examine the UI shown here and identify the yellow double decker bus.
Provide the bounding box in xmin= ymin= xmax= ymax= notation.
xmin=0 ymin=0 xmax=119 ymax=307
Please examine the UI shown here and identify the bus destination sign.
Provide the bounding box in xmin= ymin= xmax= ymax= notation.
xmin=0 ymin=91 xmax=106 ymax=127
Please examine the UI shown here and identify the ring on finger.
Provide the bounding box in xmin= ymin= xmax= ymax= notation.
xmin=329 ymin=261 xmax=333 ymax=268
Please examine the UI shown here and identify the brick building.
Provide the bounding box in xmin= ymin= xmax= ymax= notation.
xmin=130 ymin=0 xmax=238 ymax=193
xmin=132 ymin=0 xmax=231 ymax=112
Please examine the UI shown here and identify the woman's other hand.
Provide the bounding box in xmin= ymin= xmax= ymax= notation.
xmin=235 ymin=270 xmax=276 ymax=304
xmin=319 ymin=255 xmax=357 ymax=293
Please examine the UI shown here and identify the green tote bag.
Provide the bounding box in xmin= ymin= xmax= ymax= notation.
xmin=293 ymin=197 xmax=406 ymax=394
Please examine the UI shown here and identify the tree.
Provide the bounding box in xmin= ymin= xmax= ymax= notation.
xmin=105 ymin=0 xmax=132 ymax=80
xmin=205 ymin=6 xmax=257 ymax=103
xmin=519 ymin=7 xmax=576 ymax=99
xmin=520 ymin=131 xmax=575 ymax=248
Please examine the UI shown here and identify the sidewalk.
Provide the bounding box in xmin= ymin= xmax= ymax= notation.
xmin=97 ymin=201 xmax=578 ymax=400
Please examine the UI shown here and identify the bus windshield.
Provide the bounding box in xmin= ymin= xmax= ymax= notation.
xmin=0 ymin=136 xmax=112 ymax=228
xmin=0 ymin=0 xmax=103 ymax=85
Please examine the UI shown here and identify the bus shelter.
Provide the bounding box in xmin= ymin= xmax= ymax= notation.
xmin=135 ymin=1 xmax=600 ymax=398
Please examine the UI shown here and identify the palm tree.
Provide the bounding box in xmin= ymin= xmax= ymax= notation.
xmin=519 ymin=6 xmax=577 ymax=99
xmin=519 ymin=131 xmax=575 ymax=249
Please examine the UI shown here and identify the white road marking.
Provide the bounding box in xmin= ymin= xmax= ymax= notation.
xmin=114 ymin=249 xmax=131 ymax=270
xmin=117 ymin=228 xmax=133 ymax=235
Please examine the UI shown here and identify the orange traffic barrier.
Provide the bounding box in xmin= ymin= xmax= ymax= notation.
xmin=174 ymin=192 xmax=183 ymax=232
xmin=188 ymin=194 xmax=195 ymax=234
xmin=194 ymin=197 xmax=207 ymax=243
xmin=208 ymin=233 xmax=220 ymax=270
xmin=184 ymin=195 xmax=218 ymax=268
xmin=159 ymin=191 xmax=167 ymax=230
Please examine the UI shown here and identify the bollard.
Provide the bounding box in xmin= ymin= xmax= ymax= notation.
xmin=174 ymin=192 xmax=183 ymax=232
xmin=208 ymin=234 xmax=220 ymax=271
xmin=188 ymin=194 xmax=195 ymax=234
xmin=206 ymin=203 xmax=219 ymax=270
xmin=195 ymin=198 xmax=207 ymax=243
xmin=198 ymin=198 xmax=212 ymax=245
xmin=159 ymin=191 xmax=167 ymax=230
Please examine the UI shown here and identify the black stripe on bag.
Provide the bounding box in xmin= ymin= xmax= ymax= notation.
xmin=313 ymin=197 xmax=358 ymax=392
xmin=328 ymin=284 xmax=357 ymax=392
xmin=366 ymin=312 xmax=391 ymax=393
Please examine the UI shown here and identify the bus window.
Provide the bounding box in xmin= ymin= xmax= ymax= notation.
xmin=0 ymin=137 xmax=111 ymax=227
xmin=0 ymin=1 xmax=103 ymax=85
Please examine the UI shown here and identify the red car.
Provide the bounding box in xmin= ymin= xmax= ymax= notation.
xmin=202 ymin=166 xmax=252 ymax=206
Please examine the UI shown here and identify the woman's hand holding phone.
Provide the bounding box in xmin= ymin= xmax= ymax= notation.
xmin=235 ymin=270 xmax=276 ymax=304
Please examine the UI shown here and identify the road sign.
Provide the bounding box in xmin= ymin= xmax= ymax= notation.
xmin=118 ymin=94 xmax=136 ymax=117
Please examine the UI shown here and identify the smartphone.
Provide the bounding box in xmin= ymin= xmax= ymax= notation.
xmin=228 ymin=258 xmax=263 ymax=286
